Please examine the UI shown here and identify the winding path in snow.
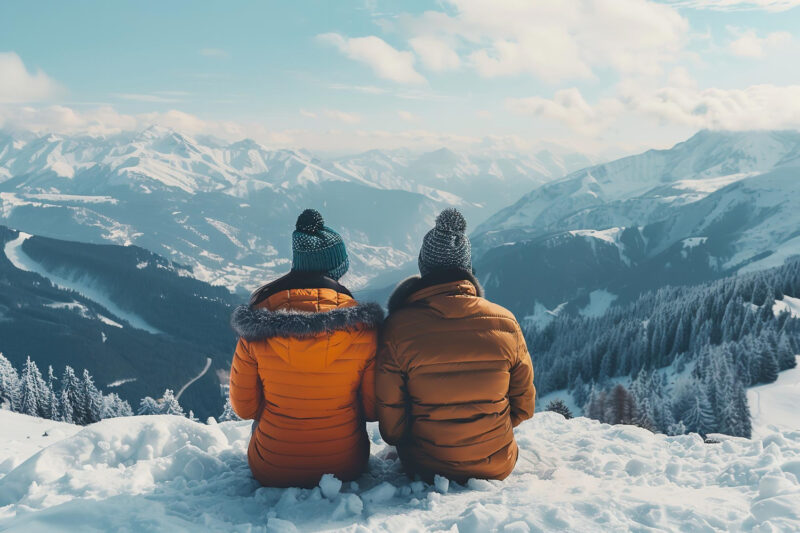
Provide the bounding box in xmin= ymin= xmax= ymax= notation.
xmin=176 ymin=357 xmax=212 ymax=401
xmin=3 ymin=232 xmax=161 ymax=334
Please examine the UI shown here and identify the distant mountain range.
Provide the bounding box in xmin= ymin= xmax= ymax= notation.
xmin=472 ymin=130 xmax=800 ymax=322
xmin=0 ymin=225 xmax=239 ymax=419
xmin=0 ymin=127 xmax=592 ymax=291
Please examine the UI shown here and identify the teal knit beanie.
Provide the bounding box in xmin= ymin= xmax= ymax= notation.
xmin=291 ymin=209 xmax=349 ymax=280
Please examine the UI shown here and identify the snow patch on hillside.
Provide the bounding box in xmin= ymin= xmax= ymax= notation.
xmin=22 ymin=194 xmax=118 ymax=205
xmin=671 ymin=172 xmax=756 ymax=194
xmin=523 ymin=301 xmax=567 ymax=331
xmin=773 ymin=296 xmax=800 ymax=318
xmin=3 ymin=233 xmax=160 ymax=334
xmin=682 ymin=237 xmax=708 ymax=249
xmin=2 ymin=411 xmax=798 ymax=531
xmin=570 ymin=228 xmax=629 ymax=265
xmin=748 ymin=356 xmax=800 ymax=438
xmin=580 ymin=289 xmax=618 ymax=318
xmin=106 ymin=378 xmax=137 ymax=388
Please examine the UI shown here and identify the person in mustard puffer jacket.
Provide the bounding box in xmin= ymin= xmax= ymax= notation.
xmin=229 ymin=209 xmax=383 ymax=488
xmin=376 ymin=208 xmax=535 ymax=483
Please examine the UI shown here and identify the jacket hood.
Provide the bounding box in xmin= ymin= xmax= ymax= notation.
xmin=231 ymin=301 xmax=385 ymax=342
xmin=388 ymin=269 xmax=484 ymax=314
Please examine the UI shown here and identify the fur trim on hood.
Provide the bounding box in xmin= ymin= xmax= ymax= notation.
xmin=231 ymin=302 xmax=384 ymax=341
xmin=388 ymin=269 xmax=484 ymax=314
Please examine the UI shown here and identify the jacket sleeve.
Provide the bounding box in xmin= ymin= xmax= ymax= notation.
xmin=375 ymin=337 xmax=408 ymax=445
xmin=359 ymin=356 xmax=378 ymax=422
xmin=229 ymin=338 xmax=263 ymax=420
xmin=509 ymin=325 xmax=536 ymax=427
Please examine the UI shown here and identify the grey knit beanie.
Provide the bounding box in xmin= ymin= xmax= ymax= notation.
xmin=291 ymin=209 xmax=349 ymax=280
xmin=418 ymin=208 xmax=472 ymax=277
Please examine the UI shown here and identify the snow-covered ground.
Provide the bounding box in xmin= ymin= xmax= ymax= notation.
xmin=0 ymin=414 xmax=81 ymax=479
xmin=1 ymin=410 xmax=799 ymax=532
xmin=749 ymin=356 xmax=800 ymax=438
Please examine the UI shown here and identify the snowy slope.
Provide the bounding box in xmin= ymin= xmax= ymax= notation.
xmin=0 ymin=412 xmax=80 ymax=478
xmin=1 ymin=411 xmax=799 ymax=532
xmin=749 ymin=356 xmax=800 ymax=438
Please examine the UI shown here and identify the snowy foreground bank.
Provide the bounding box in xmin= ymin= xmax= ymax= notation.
xmin=0 ymin=412 xmax=799 ymax=532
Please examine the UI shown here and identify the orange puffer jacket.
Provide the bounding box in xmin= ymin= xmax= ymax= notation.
xmin=229 ymin=278 xmax=383 ymax=488
xmin=376 ymin=270 xmax=535 ymax=483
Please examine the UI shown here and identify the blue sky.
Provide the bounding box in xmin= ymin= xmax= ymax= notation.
xmin=1 ymin=0 xmax=799 ymax=155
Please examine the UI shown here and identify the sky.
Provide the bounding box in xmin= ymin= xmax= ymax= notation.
xmin=1 ymin=0 xmax=799 ymax=157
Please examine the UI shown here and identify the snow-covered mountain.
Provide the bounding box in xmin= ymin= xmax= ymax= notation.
xmin=1 ymin=411 xmax=798 ymax=531
xmin=0 ymin=127 xmax=586 ymax=291
xmin=473 ymin=130 xmax=800 ymax=316
xmin=327 ymin=146 xmax=595 ymax=215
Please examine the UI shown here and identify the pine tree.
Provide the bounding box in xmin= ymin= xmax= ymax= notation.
xmin=545 ymin=399 xmax=573 ymax=419
xmin=218 ymin=394 xmax=241 ymax=422
xmin=102 ymin=393 xmax=133 ymax=418
xmin=43 ymin=366 xmax=60 ymax=420
xmin=759 ymin=348 xmax=779 ymax=384
xmin=0 ymin=353 xmax=20 ymax=411
xmin=585 ymin=388 xmax=606 ymax=422
xmin=160 ymin=389 xmax=185 ymax=416
xmin=732 ymin=382 xmax=752 ymax=439
xmin=17 ymin=357 xmax=44 ymax=417
xmin=138 ymin=396 xmax=161 ymax=415
xmin=59 ymin=366 xmax=84 ymax=424
xmin=632 ymin=396 xmax=656 ymax=432
xmin=80 ymin=370 xmax=103 ymax=425
xmin=777 ymin=333 xmax=797 ymax=370
xmin=682 ymin=394 xmax=715 ymax=436
xmin=606 ymin=384 xmax=635 ymax=425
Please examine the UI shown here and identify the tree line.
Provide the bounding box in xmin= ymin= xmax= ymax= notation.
xmin=0 ymin=352 xmax=238 ymax=423
xmin=529 ymin=259 xmax=800 ymax=438
xmin=0 ymin=353 xmax=132 ymax=424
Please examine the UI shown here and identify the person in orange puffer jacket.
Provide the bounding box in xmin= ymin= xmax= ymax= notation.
xmin=229 ymin=209 xmax=383 ymax=488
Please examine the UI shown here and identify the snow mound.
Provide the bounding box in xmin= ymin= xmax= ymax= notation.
xmin=1 ymin=411 xmax=799 ymax=531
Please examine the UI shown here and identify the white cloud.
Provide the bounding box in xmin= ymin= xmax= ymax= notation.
xmin=328 ymin=84 xmax=388 ymax=95
xmin=506 ymin=89 xmax=620 ymax=134
xmin=401 ymin=0 xmax=689 ymax=82
xmin=114 ymin=93 xmax=182 ymax=103
xmin=0 ymin=104 xmax=488 ymax=154
xmin=199 ymin=48 xmax=228 ymax=58
xmin=397 ymin=110 xmax=419 ymax=121
xmin=475 ymin=110 xmax=493 ymax=119
xmin=300 ymin=109 xmax=318 ymax=118
xmin=323 ymin=109 xmax=361 ymax=123
xmin=506 ymin=82 xmax=800 ymax=136
xmin=0 ymin=52 xmax=62 ymax=104
xmin=663 ymin=0 xmax=800 ymax=11
xmin=621 ymin=83 xmax=800 ymax=130
xmin=728 ymin=29 xmax=792 ymax=58
xmin=409 ymin=36 xmax=461 ymax=71
xmin=0 ymin=105 xmax=255 ymax=141
xmin=667 ymin=66 xmax=697 ymax=88
xmin=317 ymin=33 xmax=426 ymax=84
